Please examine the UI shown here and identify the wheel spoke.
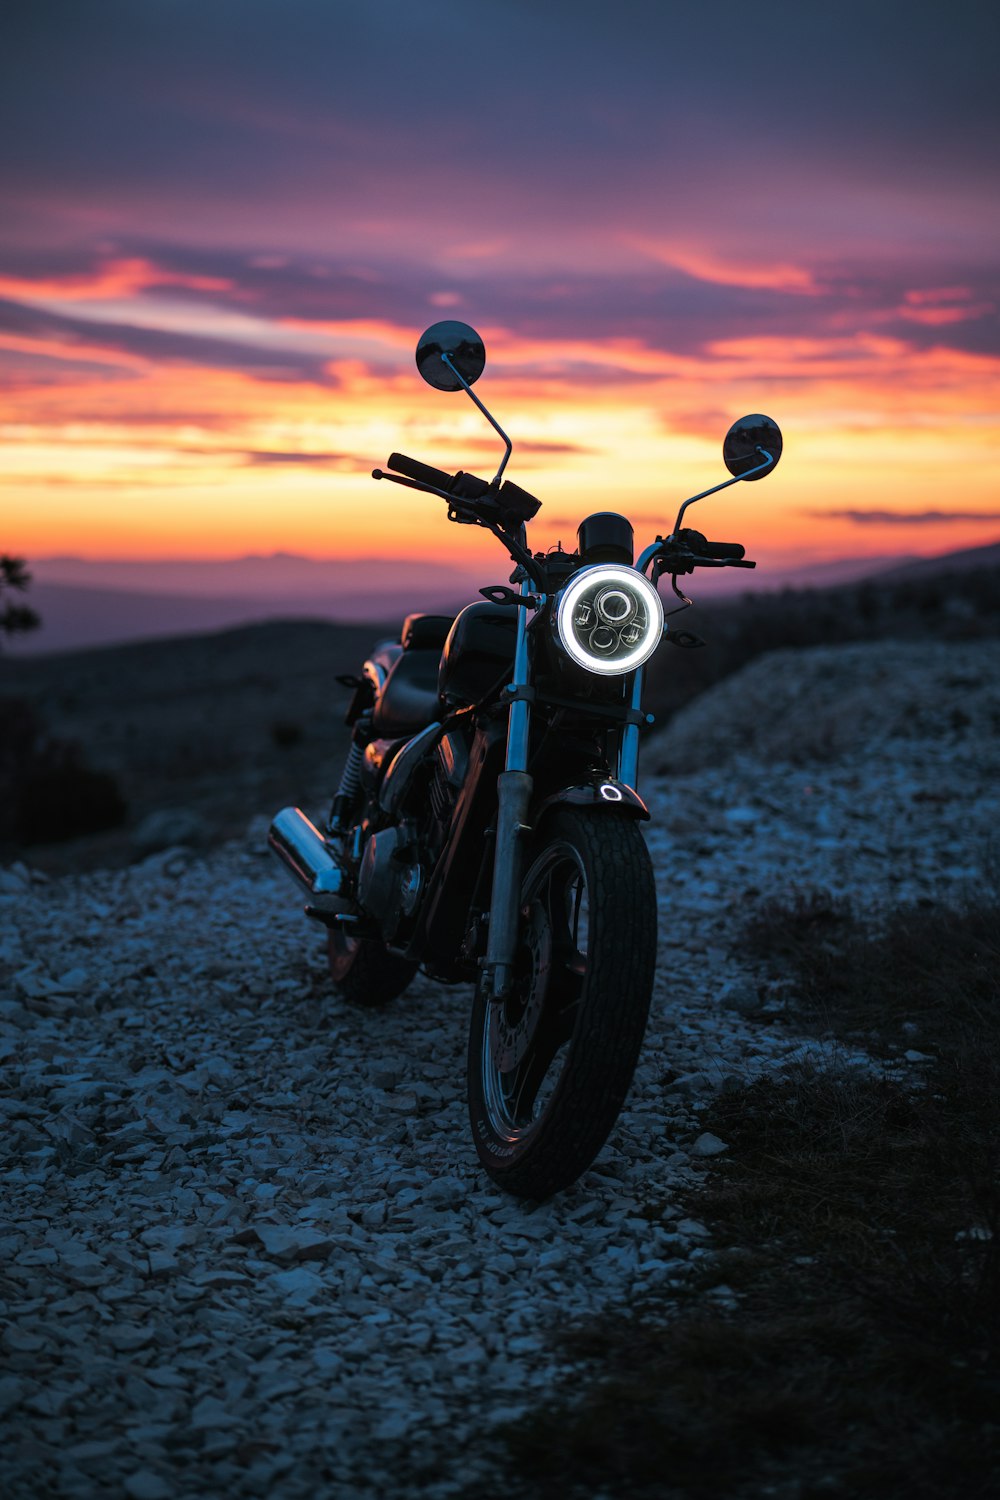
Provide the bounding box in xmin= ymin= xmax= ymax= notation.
xmin=538 ymin=863 xmax=563 ymax=943
xmin=480 ymin=839 xmax=596 ymax=1137
xmin=571 ymin=876 xmax=584 ymax=945
xmin=563 ymin=876 xmax=588 ymax=975
xmin=551 ymin=880 xmax=588 ymax=993
xmin=470 ymin=807 xmax=658 ymax=1194
xmin=506 ymin=1003 xmax=566 ymax=1123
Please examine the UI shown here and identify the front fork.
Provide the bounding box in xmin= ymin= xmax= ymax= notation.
xmin=482 ymin=586 xmax=645 ymax=1001
xmin=482 ymin=583 xmax=534 ymax=1001
xmin=617 ymin=667 xmax=644 ymax=789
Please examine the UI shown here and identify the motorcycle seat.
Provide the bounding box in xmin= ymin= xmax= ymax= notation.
xmin=401 ymin=613 xmax=455 ymax=651
xmin=371 ymin=648 xmax=441 ymax=738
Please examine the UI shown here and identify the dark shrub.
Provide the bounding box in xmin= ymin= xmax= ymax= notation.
xmin=0 ymin=695 xmax=127 ymax=844
xmin=14 ymin=746 xmax=127 ymax=842
xmin=0 ymin=554 xmax=40 ymax=643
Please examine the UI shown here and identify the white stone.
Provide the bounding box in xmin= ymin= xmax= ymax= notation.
xmin=691 ymin=1132 xmax=728 ymax=1156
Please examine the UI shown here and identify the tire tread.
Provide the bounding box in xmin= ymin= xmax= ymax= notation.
xmin=468 ymin=807 xmax=657 ymax=1198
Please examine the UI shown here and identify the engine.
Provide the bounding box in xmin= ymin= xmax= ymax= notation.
xmin=357 ymin=825 xmax=421 ymax=938
xmin=357 ymin=728 xmax=471 ymax=937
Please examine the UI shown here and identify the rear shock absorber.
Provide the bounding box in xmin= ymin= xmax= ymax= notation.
xmin=327 ymin=714 xmax=370 ymax=833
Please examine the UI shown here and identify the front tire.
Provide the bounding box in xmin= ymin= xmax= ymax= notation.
xmin=467 ymin=806 xmax=657 ymax=1198
xmin=327 ymin=931 xmax=418 ymax=1008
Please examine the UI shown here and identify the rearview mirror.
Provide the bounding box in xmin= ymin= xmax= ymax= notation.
xmin=723 ymin=414 xmax=782 ymax=480
xmin=416 ymin=320 xmax=486 ymax=391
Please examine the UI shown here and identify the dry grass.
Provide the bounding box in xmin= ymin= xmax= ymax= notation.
xmin=488 ymin=897 xmax=1000 ymax=1499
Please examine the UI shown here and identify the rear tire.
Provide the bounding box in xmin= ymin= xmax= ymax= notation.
xmin=327 ymin=931 xmax=417 ymax=1008
xmin=467 ymin=806 xmax=657 ymax=1198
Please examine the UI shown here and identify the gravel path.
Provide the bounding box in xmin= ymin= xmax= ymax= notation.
xmin=2 ymin=639 xmax=997 ymax=1498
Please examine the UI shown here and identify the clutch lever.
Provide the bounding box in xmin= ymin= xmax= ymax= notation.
xmin=371 ymin=469 xmax=453 ymax=502
xmin=371 ymin=468 xmax=476 ymax=516
xmin=659 ymin=552 xmax=756 ymax=575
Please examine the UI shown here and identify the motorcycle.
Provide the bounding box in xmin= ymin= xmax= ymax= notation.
xmin=268 ymin=320 xmax=782 ymax=1198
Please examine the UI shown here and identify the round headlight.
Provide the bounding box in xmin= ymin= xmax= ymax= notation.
xmin=555 ymin=564 xmax=664 ymax=675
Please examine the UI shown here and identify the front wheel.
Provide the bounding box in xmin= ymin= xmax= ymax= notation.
xmin=467 ymin=806 xmax=657 ymax=1198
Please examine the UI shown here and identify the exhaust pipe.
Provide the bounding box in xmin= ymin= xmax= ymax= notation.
xmin=268 ymin=807 xmax=349 ymax=906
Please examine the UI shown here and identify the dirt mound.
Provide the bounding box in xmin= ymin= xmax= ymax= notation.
xmin=651 ymin=638 xmax=1000 ymax=771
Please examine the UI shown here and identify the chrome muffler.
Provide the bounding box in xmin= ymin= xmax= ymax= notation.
xmin=268 ymin=807 xmax=350 ymax=908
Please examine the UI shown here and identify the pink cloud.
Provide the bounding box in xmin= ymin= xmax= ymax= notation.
xmin=0 ymin=256 xmax=231 ymax=303
xmin=899 ymin=304 xmax=995 ymax=326
xmin=903 ymin=286 xmax=974 ymax=305
xmin=626 ymin=238 xmax=819 ymax=295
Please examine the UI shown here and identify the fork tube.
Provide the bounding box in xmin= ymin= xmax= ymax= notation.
xmin=505 ymin=598 xmax=531 ymax=774
xmin=484 ymin=583 xmax=534 ymax=1000
xmin=618 ymin=668 xmax=644 ymax=790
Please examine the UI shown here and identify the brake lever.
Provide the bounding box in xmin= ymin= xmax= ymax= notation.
xmin=658 ymin=552 xmax=756 ymax=574
xmin=371 ymin=469 xmax=453 ymax=501
xmin=372 ymin=470 xmax=487 ymax=531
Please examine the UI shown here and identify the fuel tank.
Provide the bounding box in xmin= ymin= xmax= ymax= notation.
xmin=437 ymin=601 xmax=517 ymax=708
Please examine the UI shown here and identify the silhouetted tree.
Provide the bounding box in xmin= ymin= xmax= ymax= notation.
xmin=0 ymin=555 xmax=40 ymax=646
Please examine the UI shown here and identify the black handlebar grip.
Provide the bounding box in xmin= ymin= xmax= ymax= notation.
xmin=387 ymin=452 xmax=453 ymax=490
xmin=450 ymin=471 xmax=492 ymax=501
xmin=702 ymin=540 xmax=746 ymax=560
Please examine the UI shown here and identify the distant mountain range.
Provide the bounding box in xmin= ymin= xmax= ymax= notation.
xmin=6 ymin=541 xmax=998 ymax=656
xmin=28 ymin=553 xmax=484 ymax=601
xmin=10 ymin=556 xmax=484 ymax=655
xmin=874 ymin=539 xmax=1000 ymax=581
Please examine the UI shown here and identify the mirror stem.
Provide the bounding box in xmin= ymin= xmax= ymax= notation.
xmin=671 ymin=447 xmax=773 ymax=534
xmin=441 ymin=351 xmax=513 ymax=484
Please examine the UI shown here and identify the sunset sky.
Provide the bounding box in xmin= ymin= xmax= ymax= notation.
xmin=2 ymin=0 xmax=998 ymax=581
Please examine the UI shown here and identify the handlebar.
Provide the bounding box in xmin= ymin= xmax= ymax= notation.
xmin=655 ymin=528 xmax=754 ymax=572
xmin=384 ymin=453 xmax=494 ymax=505
xmin=658 ymin=553 xmax=756 ymax=574
xmin=379 ymin=465 xmax=752 ymax=579
xmin=671 ymin=528 xmax=743 ymax=560
xmin=387 ymin=452 xmax=453 ymax=489
xmin=377 ymin=454 xmax=540 ymax=523
xmin=699 ymin=539 xmax=745 ymax=560
xmin=648 ymin=536 xmax=756 ymax=577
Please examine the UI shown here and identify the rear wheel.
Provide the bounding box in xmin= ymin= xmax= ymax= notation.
xmin=327 ymin=931 xmax=417 ymax=1007
xmin=467 ymin=806 xmax=657 ymax=1198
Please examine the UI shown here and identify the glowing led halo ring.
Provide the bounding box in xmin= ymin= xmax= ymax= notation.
xmin=555 ymin=564 xmax=664 ymax=676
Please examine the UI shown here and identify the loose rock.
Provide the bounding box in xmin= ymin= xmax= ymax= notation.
xmin=2 ymin=637 xmax=996 ymax=1497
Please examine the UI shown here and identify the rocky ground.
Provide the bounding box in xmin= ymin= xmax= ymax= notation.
xmin=1 ymin=638 xmax=998 ymax=1498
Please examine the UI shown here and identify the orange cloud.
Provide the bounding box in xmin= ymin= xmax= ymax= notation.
xmin=0 ymin=257 xmax=231 ymax=303
xmin=3 ymin=299 xmax=1000 ymax=575
xmin=279 ymin=316 xmax=417 ymax=349
xmin=626 ymin=237 xmax=819 ymax=294
xmin=0 ymin=331 xmax=145 ymax=369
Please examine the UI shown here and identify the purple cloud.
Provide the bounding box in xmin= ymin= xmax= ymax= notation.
xmin=809 ymin=509 xmax=1000 ymax=525
xmin=1 ymin=2 xmax=995 ymax=281
xmin=0 ymin=296 xmax=336 ymax=383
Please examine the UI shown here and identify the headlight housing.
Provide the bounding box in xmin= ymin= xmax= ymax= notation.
xmin=554 ymin=564 xmax=664 ymax=675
